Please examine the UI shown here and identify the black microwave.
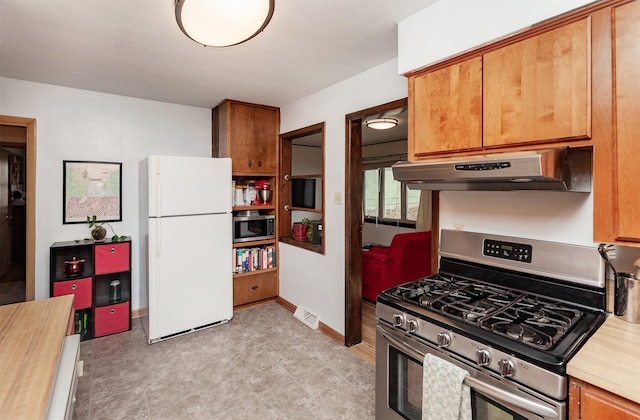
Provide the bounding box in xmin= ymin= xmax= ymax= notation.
xmin=233 ymin=215 xmax=275 ymax=243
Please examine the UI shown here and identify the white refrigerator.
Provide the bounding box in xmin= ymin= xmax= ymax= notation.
xmin=139 ymin=155 xmax=233 ymax=343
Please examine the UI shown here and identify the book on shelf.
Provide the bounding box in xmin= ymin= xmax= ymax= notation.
xmin=234 ymin=245 xmax=276 ymax=274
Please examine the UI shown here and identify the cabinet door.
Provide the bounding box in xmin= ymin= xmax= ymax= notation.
xmin=409 ymin=57 xmax=483 ymax=157
xmin=94 ymin=301 xmax=130 ymax=337
xmin=581 ymin=389 xmax=640 ymax=420
xmin=94 ymin=242 xmax=130 ymax=275
xmin=570 ymin=378 xmax=640 ymax=420
xmin=233 ymin=270 xmax=277 ymax=306
xmin=53 ymin=277 xmax=92 ymax=309
xmin=254 ymin=106 xmax=278 ymax=173
xmin=229 ymin=102 xmax=256 ymax=173
xmin=483 ymin=18 xmax=591 ymax=147
xmin=614 ymin=1 xmax=640 ymax=241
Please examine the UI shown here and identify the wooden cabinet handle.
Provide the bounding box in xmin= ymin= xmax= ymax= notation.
xmin=258 ymin=160 xmax=262 ymax=167
xmin=251 ymin=285 xmax=258 ymax=290
xmin=248 ymin=159 xmax=252 ymax=167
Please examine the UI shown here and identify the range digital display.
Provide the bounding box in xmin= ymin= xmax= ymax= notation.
xmin=483 ymin=239 xmax=532 ymax=263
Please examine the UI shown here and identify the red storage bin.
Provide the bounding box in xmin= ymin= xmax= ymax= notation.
xmin=95 ymin=243 xmax=130 ymax=275
xmin=52 ymin=277 xmax=92 ymax=309
xmin=94 ymin=301 xmax=130 ymax=337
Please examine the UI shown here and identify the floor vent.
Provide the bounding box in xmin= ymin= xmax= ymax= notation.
xmin=294 ymin=307 xmax=319 ymax=330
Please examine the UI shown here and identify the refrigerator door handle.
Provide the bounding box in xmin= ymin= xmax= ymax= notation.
xmin=155 ymin=169 xmax=162 ymax=217
xmin=156 ymin=219 xmax=162 ymax=258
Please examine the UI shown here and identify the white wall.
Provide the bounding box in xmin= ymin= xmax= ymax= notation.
xmin=398 ymin=0 xmax=595 ymax=74
xmin=362 ymin=223 xmax=414 ymax=247
xmin=279 ymin=59 xmax=408 ymax=334
xmin=440 ymin=191 xmax=594 ymax=245
xmin=292 ymin=145 xmax=322 ymax=176
xmin=362 ymin=140 xmax=407 ymax=162
xmin=0 ymin=77 xmax=211 ymax=307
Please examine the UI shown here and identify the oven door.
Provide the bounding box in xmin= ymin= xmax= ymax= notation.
xmin=375 ymin=323 xmax=565 ymax=420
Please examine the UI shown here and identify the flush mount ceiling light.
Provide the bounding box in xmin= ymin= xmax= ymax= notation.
xmin=365 ymin=118 xmax=398 ymax=130
xmin=175 ymin=0 xmax=275 ymax=47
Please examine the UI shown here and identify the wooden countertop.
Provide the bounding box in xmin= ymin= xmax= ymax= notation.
xmin=568 ymin=314 xmax=640 ymax=405
xmin=0 ymin=295 xmax=74 ymax=419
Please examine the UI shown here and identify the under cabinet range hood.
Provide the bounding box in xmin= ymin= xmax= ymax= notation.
xmin=392 ymin=147 xmax=592 ymax=192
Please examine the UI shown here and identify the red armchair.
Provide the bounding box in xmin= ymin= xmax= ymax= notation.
xmin=362 ymin=231 xmax=432 ymax=302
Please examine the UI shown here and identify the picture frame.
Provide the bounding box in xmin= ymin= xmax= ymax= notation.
xmin=63 ymin=160 xmax=122 ymax=224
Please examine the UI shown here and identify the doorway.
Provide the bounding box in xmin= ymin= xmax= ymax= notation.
xmin=0 ymin=145 xmax=26 ymax=304
xmin=344 ymin=99 xmax=439 ymax=348
xmin=0 ymin=116 xmax=36 ymax=304
xmin=344 ymin=98 xmax=408 ymax=346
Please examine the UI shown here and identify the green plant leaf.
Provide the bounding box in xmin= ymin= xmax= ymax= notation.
xmin=87 ymin=215 xmax=101 ymax=228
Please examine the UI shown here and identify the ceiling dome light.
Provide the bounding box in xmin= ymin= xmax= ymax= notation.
xmin=175 ymin=0 xmax=275 ymax=47
xmin=365 ymin=118 xmax=398 ymax=130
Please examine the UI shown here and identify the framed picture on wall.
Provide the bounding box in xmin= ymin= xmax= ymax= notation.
xmin=63 ymin=160 xmax=122 ymax=224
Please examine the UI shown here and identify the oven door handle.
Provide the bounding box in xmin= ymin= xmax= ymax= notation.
xmin=377 ymin=325 xmax=426 ymax=360
xmin=377 ymin=326 xmax=559 ymax=419
xmin=464 ymin=376 xmax=558 ymax=418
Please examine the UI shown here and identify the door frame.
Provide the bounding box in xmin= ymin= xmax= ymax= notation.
xmin=0 ymin=116 xmax=36 ymax=301
xmin=344 ymin=98 xmax=408 ymax=346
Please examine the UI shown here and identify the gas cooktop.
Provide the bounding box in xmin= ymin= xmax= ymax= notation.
xmin=377 ymin=230 xmax=608 ymax=372
xmin=388 ymin=275 xmax=583 ymax=351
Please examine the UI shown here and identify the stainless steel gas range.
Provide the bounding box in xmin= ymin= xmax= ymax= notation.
xmin=375 ymin=230 xmax=606 ymax=420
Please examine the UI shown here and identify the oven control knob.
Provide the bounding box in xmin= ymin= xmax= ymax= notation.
xmin=406 ymin=319 xmax=418 ymax=333
xmin=498 ymin=359 xmax=517 ymax=377
xmin=392 ymin=313 xmax=405 ymax=327
xmin=475 ymin=349 xmax=491 ymax=366
xmin=436 ymin=332 xmax=451 ymax=348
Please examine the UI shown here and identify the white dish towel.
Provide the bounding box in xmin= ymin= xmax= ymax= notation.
xmin=422 ymin=353 xmax=472 ymax=420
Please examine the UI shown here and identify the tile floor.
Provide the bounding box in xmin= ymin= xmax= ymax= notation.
xmin=74 ymin=302 xmax=375 ymax=419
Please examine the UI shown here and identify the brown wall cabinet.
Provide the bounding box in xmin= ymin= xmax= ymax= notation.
xmin=408 ymin=17 xmax=591 ymax=159
xmin=483 ymin=18 xmax=591 ymax=147
xmin=570 ymin=378 xmax=640 ymax=420
xmin=409 ymin=57 xmax=483 ymax=155
xmin=607 ymin=0 xmax=640 ymax=242
xmin=213 ymin=99 xmax=279 ymax=175
xmin=592 ymin=0 xmax=640 ymax=245
xmin=212 ymin=99 xmax=281 ymax=306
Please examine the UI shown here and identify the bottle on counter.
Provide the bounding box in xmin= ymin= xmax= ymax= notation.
xmin=246 ymin=181 xmax=257 ymax=205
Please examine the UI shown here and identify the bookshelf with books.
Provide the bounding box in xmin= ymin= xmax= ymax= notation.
xmin=232 ymin=244 xmax=278 ymax=306
xmin=234 ymin=245 xmax=276 ymax=274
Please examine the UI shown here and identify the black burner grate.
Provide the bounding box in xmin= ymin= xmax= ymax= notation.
xmin=389 ymin=275 xmax=583 ymax=351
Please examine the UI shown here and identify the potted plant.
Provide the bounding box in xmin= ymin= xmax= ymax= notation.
xmin=301 ymin=218 xmax=314 ymax=241
xmin=292 ymin=222 xmax=308 ymax=241
xmin=87 ymin=215 xmax=127 ymax=242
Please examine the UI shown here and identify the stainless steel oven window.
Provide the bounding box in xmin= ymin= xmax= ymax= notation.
xmin=388 ymin=346 xmax=422 ymax=419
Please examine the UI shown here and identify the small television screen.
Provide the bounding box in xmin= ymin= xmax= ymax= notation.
xmin=292 ymin=178 xmax=316 ymax=209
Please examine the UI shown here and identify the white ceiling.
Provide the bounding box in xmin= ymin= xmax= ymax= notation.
xmin=0 ymin=0 xmax=436 ymax=110
xmin=294 ymin=105 xmax=408 ymax=147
